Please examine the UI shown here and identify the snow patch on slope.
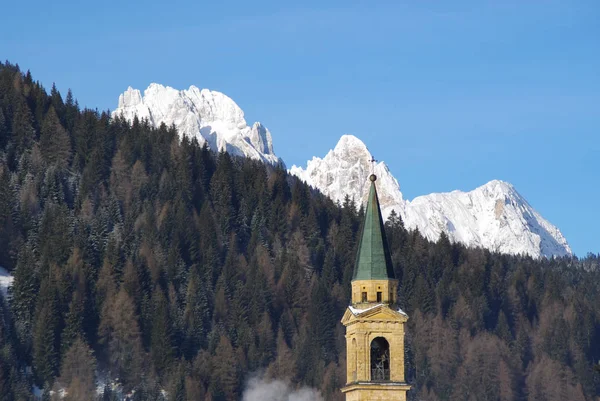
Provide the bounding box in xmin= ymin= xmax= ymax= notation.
xmin=0 ymin=266 xmax=13 ymax=300
xmin=290 ymin=135 xmax=571 ymax=259
xmin=112 ymin=84 xmax=281 ymax=165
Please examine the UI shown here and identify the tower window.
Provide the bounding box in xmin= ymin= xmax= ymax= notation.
xmin=377 ymin=292 xmax=382 ymax=302
xmin=371 ymin=337 xmax=390 ymax=381
xmin=361 ymin=292 xmax=368 ymax=302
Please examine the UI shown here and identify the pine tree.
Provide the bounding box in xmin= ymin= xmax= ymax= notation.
xmin=210 ymin=335 xmax=239 ymax=401
xmin=98 ymin=288 xmax=143 ymax=390
xmin=63 ymin=89 xmax=78 ymax=132
xmin=61 ymin=291 xmax=85 ymax=354
xmin=266 ymin=327 xmax=295 ymax=379
xmin=182 ymin=267 xmax=210 ymax=359
xmin=209 ymin=152 xmax=236 ymax=240
xmin=255 ymin=311 xmax=275 ymax=367
xmin=38 ymin=203 xmax=72 ymax=267
xmin=56 ymin=337 xmax=96 ymax=400
xmin=307 ymin=281 xmax=337 ymax=363
xmin=49 ymin=84 xmax=64 ymax=122
xmin=495 ymin=310 xmax=513 ymax=345
xmin=0 ymin=164 xmax=16 ymax=269
xmin=40 ymin=106 xmax=71 ymax=169
xmin=0 ymin=107 xmax=8 ymax=149
xmin=11 ymin=245 xmax=39 ymax=347
xmin=150 ymin=287 xmax=174 ymax=375
xmin=32 ymin=283 xmax=59 ymax=386
xmin=12 ymin=97 xmax=36 ymax=155
xmin=0 ymin=362 xmax=12 ymax=401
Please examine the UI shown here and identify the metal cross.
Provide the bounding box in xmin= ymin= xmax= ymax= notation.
xmin=370 ymin=157 xmax=378 ymax=175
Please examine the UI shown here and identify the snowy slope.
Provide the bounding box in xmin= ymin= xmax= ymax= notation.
xmin=0 ymin=266 xmax=13 ymax=300
xmin=112 ymin=84 xmax=281 ymax=165
xmin=290 ymin=135 xmax=571 ymax=258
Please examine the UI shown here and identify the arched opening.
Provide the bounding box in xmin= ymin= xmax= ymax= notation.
xmin=370 ymin=337 xmax=390 ymax=381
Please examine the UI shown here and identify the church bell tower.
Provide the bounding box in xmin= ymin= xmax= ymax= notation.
xmin=341 ymin=174 xmax=410 ymax=401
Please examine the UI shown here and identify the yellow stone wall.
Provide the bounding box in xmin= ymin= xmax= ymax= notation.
xmin=344 ymin=315 xmax=406 ymax=383
xmin=351 ymin=279 xmax=398 ymax=305
xmin=342 ymin=303 xmax=410 ymax=400
xmin=343 ymin=384 xmax=409 ymax=401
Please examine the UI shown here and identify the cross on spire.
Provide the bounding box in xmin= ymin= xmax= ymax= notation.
xmin=370 ymin=157 xmax=377 ymax=175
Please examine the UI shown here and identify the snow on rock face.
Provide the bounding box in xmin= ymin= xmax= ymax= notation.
xmin=112 ymin=84 xmax=281 ymax=166
xmin=406 ymin=180 xmax=572 ymax=258
xmin=289 ymin=135 xmax=405 ymax=212
xmin=290 ymin=135 xmax=571 ymax=259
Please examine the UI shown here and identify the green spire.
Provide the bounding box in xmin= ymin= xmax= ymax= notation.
xmin=352 ymin=174 xmax=396 ymax=281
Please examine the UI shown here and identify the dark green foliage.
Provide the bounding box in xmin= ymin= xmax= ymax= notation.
xmin=0 ymin=163 xmax=18 ymax=270
xmin=0 ymin=107 xmax=8 ymax=149
xmin=39 ymin=106 xmax=71 ymax=169
xmin=0 ymin=61 xmax=599 ymax=400
xmin=32 ymin=282 xmax=59 ymax=385
xmin=11 ymin=245 xmax=39 ymax=349
xmin=11 ymin=96 xmax=36 ymax=161
xmin=150 ymin=287 xmax=174 ymax=375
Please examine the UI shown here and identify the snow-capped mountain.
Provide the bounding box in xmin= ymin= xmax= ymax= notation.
xmin=111 ymin=83 xmax=570 ymax=258
xmin=112 ymin=84 xmax=281 ymax=165
xmin=290 ymin=135 xmax=571 ymax=258
xmin=289 ymin=135 xmax=405 ymax=212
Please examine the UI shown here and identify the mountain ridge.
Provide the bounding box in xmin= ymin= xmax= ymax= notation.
xmin=112 ymin=83 xmax=282 ymax=166
xmin=112 ymin=85 xmax=570 ymax=258
xmin=291 ymin=135 xmax=571 ymax=259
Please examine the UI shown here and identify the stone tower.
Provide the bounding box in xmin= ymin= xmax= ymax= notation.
xmin=341 ymin=174 xmax=410 ymax=401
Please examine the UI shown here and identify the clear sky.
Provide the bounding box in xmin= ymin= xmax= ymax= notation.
xmin=1 ymin=0 xmax=598 ymax=256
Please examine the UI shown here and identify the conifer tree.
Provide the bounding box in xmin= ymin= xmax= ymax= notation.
xmin=49 ymin=84 xmax=64 ymax=122
xmin=182 ymin=267 xmax=210 ymax=358
xmin=40 ymin=106 xmax=71 ymax=169
xmin=61 ymin=291 xmax=85 ymax=354
xmin=63 ymin=89 xmax=78 ymax=133
xmin=98 ymin=288 xmax=143 ymax=390
xmin=11 ymin=97 xmax=36 ymax=161
xmin=0 ymin=164 xmax=16 ymax=269
xmin=0 ymin=108 xmax=8 ymax=149
xmin=210 ymin=335 xmax=239 ymax=401
xmin=11 ymin=244 xmax=39 ymax=347
xmin=0 ymin=362 xmax=11 ymax=401
xmin=32 ymin=283 xmax=59 ymax=386
xmin=56 ymin=337 xmax=96 ymax=400
xmin=150 ymin=287 xmax=174 ymax=375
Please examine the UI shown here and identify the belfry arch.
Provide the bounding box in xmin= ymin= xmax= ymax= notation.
xmin=370 ymin=337 xmax=390 ymax=381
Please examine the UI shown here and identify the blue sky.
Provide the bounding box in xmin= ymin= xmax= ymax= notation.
xmin=1 ymin=0 xmax=598 ymax=256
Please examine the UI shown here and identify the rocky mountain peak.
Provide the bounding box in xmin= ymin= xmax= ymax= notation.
xmin=291 ymin=136 xmax=571 ymax=259
xmin=112 ymin=83 xmax=280 ymax=166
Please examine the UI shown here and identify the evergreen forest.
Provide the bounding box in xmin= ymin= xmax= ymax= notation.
xmin=0 ymin=62 xmax=599 ymax=401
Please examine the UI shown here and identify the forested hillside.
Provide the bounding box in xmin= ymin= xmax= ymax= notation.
xmin=0 ymin=62 xmax=599 ymax=400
